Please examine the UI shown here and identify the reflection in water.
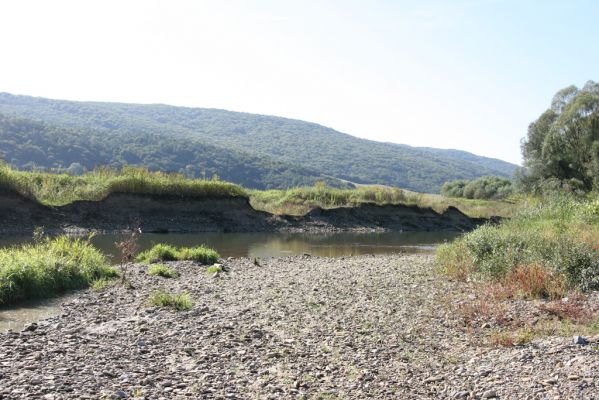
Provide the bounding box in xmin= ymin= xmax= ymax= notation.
xmin=0 ymin=231 xmax=460 ymax=262
xmin=0 ymin=231 xmax=460 ymax=331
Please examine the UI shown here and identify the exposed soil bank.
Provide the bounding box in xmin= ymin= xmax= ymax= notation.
xmin=0 ymin=192 xmax=487 ymax=236
xmin=0 ymin=255 xmax=596 ymax=399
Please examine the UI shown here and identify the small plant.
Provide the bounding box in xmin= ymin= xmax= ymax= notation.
xmin=115 ymin=228 xmax=140 ymax=284
xmin=149 ymin=290 xmax=192 ymax=311
xmin=148 ymin=264 xmax=178 ymax=278
xmin=136 ymin=243 xmax=178 ymax=263
xmin=206 ymin=264 xmax=223 ymax=275
xmin=90 ymin=278 xmax=115 ymax=291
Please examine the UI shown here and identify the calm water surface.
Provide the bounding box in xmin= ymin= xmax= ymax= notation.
xmin=0 ymin=231 xmax=459 ymax=331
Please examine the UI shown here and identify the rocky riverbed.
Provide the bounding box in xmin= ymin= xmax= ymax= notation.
xmin=0 ymin=255 xmax=597 ymax=399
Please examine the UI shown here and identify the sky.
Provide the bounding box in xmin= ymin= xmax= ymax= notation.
xmin=1 ymin=0 xmax=598 ymax=165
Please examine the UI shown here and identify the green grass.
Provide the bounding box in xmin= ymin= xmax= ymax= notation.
xmin=147 ymin=264 xmax=178 ymax=278
xmin=206 ymin=264 xmax=223 ymax=275
xmin=437 ymin=195 xmax=599 ymax=294
xmin=136 ymin=244 xmax=220 ymax=264
xmin=249 ymin=185 xmax=515 ymax=218
xmin=0 ymin=163 xmax=513 ymax=218
xmin=0 ymin=163 xmax=246 ymax=207
xmin=148 ymin=290 xmax=192 ymax=311
xmin=0 ymin=236 xmax=118 ymax=304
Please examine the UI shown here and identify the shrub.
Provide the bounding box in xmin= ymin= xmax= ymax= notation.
xmin=148 ymin=264 xmax=178 ymax=278
xmin=441 ymin=176 xmax=513 ymax=200
xmin=437 ymin=196 xmax=599 ymax=294
xmin=149 ymin=290 xmax=192 ymax=311
xmin=0 ymin=236 xmax=117 ymax=304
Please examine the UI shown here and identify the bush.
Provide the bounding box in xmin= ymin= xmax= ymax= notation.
xmin=136 ymin=244 xmax=220 ymax=265
xmin=437 ymin=196 xmax=599 ymax=294
xmin=0 ymin=236 xmax=117 ymax=304
xmin=441 ymin=176 xmax=513 ymax=200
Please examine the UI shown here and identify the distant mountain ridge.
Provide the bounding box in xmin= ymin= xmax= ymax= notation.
xmin=0 ymin=92 xmax=517 ymax=192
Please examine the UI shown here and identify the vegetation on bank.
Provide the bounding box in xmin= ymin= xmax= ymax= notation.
xmin=249 ymin=184 xmax=515 ymax=218
xmin=0 ymin=236 xmax=118 ymax=305
xmin=437 ymin=195 xmax=599 ymax=296
xmin=0 ymin=162 xmax=246 ymax=206
xmin=441 ymin=176 xmax=513 ymax=200
xmin=136 ymin=244 xmax=220 ymax=265
xmin=0 ymin=162 xmax=514 ymax=218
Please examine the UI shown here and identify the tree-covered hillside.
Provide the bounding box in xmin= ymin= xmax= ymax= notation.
xmin=0 ymin=114 xmax=343 ymax=189
xmin=0 ymin=93 xmax=517 ymax=192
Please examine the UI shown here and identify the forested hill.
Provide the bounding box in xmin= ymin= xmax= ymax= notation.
xmin=0 ymin=92 xmax=517 ymax=192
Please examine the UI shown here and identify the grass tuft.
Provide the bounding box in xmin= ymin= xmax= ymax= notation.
xmin=147 ymin=264 xmax=178 ymax=278
xmin=0 ymin=236 xmax=117 ymax=304
xmin=137 ymin=244 xmax=219 ymax=265
xmin=149 ymin=290 xmax=192 ymax=311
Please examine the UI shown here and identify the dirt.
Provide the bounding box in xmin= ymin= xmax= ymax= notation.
xmin=0 ymin=192 xmax=487 ymax=236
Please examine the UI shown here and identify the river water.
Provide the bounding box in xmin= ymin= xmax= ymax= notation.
xmin=0 ymin=231 xmax=459 ymax=331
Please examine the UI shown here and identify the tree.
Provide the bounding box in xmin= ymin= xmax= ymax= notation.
xmin=518 ymin=80 xmax=599 ymax=192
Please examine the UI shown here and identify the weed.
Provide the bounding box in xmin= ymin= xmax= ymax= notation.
xmin=148 ymin=290 xmax=192 ymax=311
xmin=206 ymin=264 xmax=223 ymax=275
xmin=148 ymin=264 xmax=178 ymax=278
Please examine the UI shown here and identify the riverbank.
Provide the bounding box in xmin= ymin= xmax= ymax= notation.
xmin=1 ymin=254 xmax=597 ymax=399
xmin=0 ymin=192 xmax=488 ymax=236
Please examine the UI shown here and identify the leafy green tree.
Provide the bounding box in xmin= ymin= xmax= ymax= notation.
xmin=519 ymin=80 xmax=599 ymax=192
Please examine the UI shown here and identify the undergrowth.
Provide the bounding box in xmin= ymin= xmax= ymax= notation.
xmin=437 ymin=195 xmax=599 ymax=295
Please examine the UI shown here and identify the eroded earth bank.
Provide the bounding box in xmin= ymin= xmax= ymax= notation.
xmin=1 ymin=255 xmax=597 ymax=399
xmin=0 ymin=192 xmax=486 ymax=236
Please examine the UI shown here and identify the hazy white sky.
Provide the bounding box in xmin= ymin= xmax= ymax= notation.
xmin=1 ymin=0 xmax=598 ymax=164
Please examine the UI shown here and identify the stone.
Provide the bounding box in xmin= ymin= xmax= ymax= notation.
xmin=482 ymin=389 xmax=498 ymax=398
xmin=573 ymin=336 xmax=588 ymax=345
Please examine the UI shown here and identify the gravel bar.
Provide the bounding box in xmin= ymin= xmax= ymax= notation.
xmin=0 ymin=254 xmax=597 ymax=399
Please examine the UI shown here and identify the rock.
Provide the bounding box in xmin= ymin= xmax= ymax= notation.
xmin=22 ymin=323 xmax=38 ymax=332
xmin=482 ymin=389 xmax=498 ymax=398
xmin=113 ymin=390 xmax=128 ymax=399
xmin=573 ymin=336 xmax=588 ymax=345
xmin=453 ymin=390 xmax=469 ymax=398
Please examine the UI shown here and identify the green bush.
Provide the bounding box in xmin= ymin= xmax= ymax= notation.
xmin=0 ymin=236 xmax=117 ymax=304
xmin=437 ymin=196 xmax=599 ymax=292
xmin=441 ymin=176 xmax=513 ymax=200
xmin=136 ymin=244 xmax=220 ymax=265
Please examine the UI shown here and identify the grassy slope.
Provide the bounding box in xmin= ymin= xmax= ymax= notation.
xmin=0 ymin=164 xmax=513 ymax=217
xmin=0 ymin=92 xmax=517 ymax=193
xmin=0 ymin=164 xmax=247 ymax=206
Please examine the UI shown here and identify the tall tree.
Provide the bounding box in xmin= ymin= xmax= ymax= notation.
xmin=519 ymin=80 xmax=599 ymax=192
